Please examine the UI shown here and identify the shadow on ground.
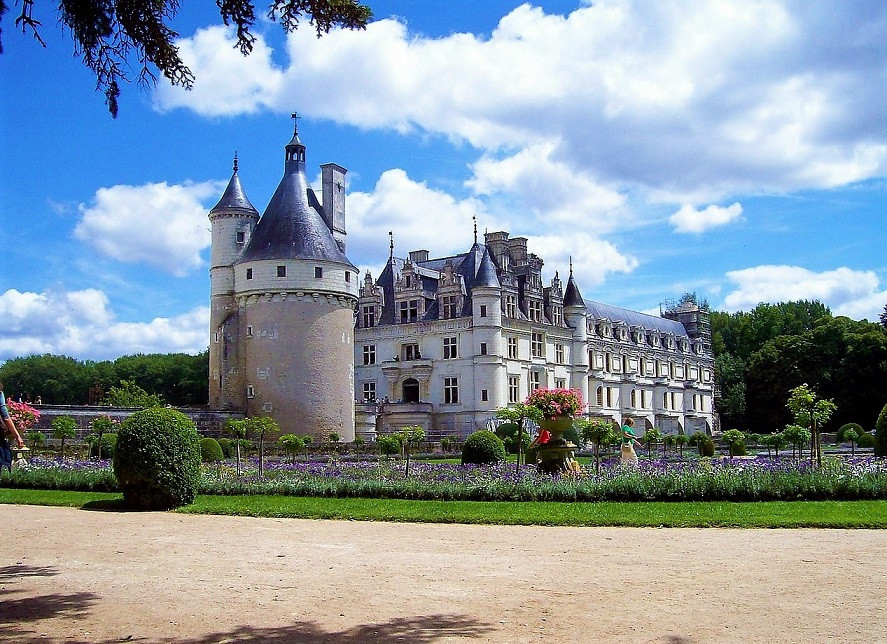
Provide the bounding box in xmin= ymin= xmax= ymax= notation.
xmin=3 ymin=614 xmax=497 ymax=644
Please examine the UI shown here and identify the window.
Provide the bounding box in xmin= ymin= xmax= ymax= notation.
xmin=552 ymin=306 xmax=563 ymax=325
xmin=481 ymin=389 xmax=488 ymax=402
xmin=362 ymin=382 xmax=376 ymax=402
xmin=479 ymin=342 xmax=487 ymax=356
xmin=632 ymin=389 xmax=638 ymax=408
xmin=444 ymin=377 xmax=459 ymax=404
xmin=213 ymin=331 xmax=220 ymax=343
xmin=555 ymin=377 xmax=566 ymax=389
xmin=403 ymin=343 xmax=421 ymax=361
xmin=246 ymin=325 xmax=253 ymax=337
xmin=555 ymin=343 xmax=565 ymax=364
xmin=277 ymin=265 xmax=286 ymax=277
xmin=479 ymin=304 xmax=487 ymax=317
xmin=596 ymin=386 xmax=604 ymax=406
xmin=606 ymin=387 xmax=613 ymax=407
xmin=508 ymin=376 xmax=520 ymax=403
xmin=246 ymin=385 xmax=255 ymax=398
xmin=528 ymin=300 xmax=543 ymax=322
xmin=529 ymin=371 xmax=541 ymax=391
xmin=671 ymin=392 xmax=677 ymax=410
xmin=442 ymin=295 xmax=458 ymax=319
xmin=405 ymin=275 xmax=412 ymax=288
xmin=362 ymin=344 xmax=376 ymax=365
xmin=531 ymin=332 xmax=544 ymax=358
xmin=399 ymin=299 xmax=419 ymax=323
xmin=236 ymin=231 xmax=245 ymax=243
xmin=443 ymin=336 xmax=458 ymax=359
xmin=315 ymin=267 xmax=323 ymax=278
xmin=662 ymin=392 xmax=668 ymax=409
xmin=507 ymin=337 xmax=518 ymax=359
xmin=605 ymin=353 xmax=612 ymax=372
xmin=362 ymin=305 xmax=376 ymax=328
xmin=505 ymin=295 xmax=517 ymax=318
xmin=345 ymin=271 xmax=351 ymax=283
xmin=246 ymin=268 xmax=253 ymax=280
xmin=640 ymin=390 xmax=647 ymax=409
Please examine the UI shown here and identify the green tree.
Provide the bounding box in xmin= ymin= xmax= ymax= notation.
xmin=246 ymin=416 xmax=279 ymax=478
xmin=0 ymin=354 xmax=92 ymax=404
xmin=674 ymin=433 xmax=689 ymax=458
xmin=875 ymin=403 xmax=887 ymax=458
xmin=721 ymin=429 xmax=745 ymax=457
xmin=495 ymin=403 xmax=542 ymax=474
xmin=279 ymin=433 xmax=305 ymax=464
xmin=714 ymin=352 xmax=747 ymax=429
xmin=102 ymin=379 xmax=163 ymax=408
xmin=395 ymin=425 xmax=425 ymax=478
xmin=88 ymin=415 xmax=117 ymax=460
xmin=837 ymin=424 xmax=863 ymax=457
xmin=782 ymin=424 xmax=811 ymax=461
xmin=225 ymin=418 xmax=248 ymax=476
xmin=643 ymin=427 xmax=663 ymax=460
xmin=51 ymin=415 xmax=77 ymax=460
xmin=786 ymin=383 xmax=836 ymax=467
xmin=577 ymin=418 xmax=616 ymax=475
xmin=25 ymin=429 xmax=46 ymax=450
xmin=2 ymin=0 xmax=372 ymax=116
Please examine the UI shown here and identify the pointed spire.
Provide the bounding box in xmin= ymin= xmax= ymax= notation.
xmin=389 ymin=231 xmax=394 ymax=259
xmin=473 ymin=248 xmax=500 ymax=289
xmin=473 ymin=214 xmax=478 ymax=244
xmin=563 ymin=267 xmax=585 ymax=308
xmin=210 ymin=153 xmax=258 ymax=216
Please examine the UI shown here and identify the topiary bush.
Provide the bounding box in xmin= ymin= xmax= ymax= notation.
xmin=461 ymin=430 xmax=506 ymax=465
xmin=858 ymin=431 xmax=876 ymax=449
xmin=200 ymin=437 xmax=224 ymax=463
xmin=876 ymin=403 xmax=887 ymax=457
xmin=113 ymin=408 xmax=201 ymax=510
xmin=217 ymin=438 xmax=233 ymax=458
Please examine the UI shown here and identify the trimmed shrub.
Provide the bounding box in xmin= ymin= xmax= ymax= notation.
xmin=200 ymin=437 xmax=224 ymax=463
xmin=217 ymin=438 xmax=233 ymax=458
xmin=729 ymin=440 xmax=747 ymax=456
xmin=113 ymin=408 xmax=201 ymax=510
xmin=378 ymin=435 xmax=401 ymax=456
xmin=461 ymin=430 xmax=506 ymax=465
xmin=858 ymin=431 xmax=876 ymax=449
xmin=876 ymin=403 xmax=887 ymax=457
xmin=838 ymin=423 xmax=864 ymax=443
xmin=494 ymin=422 xmax=521 ymax=454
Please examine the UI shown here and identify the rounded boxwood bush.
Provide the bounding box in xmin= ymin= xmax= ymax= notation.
xmin=217 ymin=438 xmax=233 ymax=458
xmin=113 ymin=408 xmax=201 ymax=510
xmin=200 ymin=437 xmax=224 ymax=463
xmin=838 ymin=423 xmax=864 ymax=443
xmin=461 ymin=430 xmax=506 ymax=465
xmin=858 ymin=431 xmax=876 ymax=449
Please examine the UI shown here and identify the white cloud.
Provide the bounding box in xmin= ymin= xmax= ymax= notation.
xmin=155 ymin=1 xmax=887 ymax=201
xmin=670 ymin=202 xmax=743 ymax=234
xmin=0 ymin=289 xmax=208 ymax=362
xmin=75 ymin=181 xmax=220 ymax=276
xmin=524 ymin=233 xmax=639 ymax=289
xmin=721 ymin=265 xmax=887 ymax=320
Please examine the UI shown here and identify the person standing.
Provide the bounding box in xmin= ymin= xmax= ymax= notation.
xmin=1 ymin=381 xmax=27 ymax=474
xmin=620 ymin=417 xmax=641 ymax=465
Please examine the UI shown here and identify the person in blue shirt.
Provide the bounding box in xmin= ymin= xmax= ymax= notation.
xmin=1 ymin=381 xmax=27 ymax=473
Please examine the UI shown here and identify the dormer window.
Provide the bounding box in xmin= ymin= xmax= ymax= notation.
xmin=405 ymin=275 xmax=412 ymax=288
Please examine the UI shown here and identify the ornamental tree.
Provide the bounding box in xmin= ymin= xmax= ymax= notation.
xmin=577 ymin=418 xmax=616 ymax=475
xmin=496 ymin=403 xmax=542 ymax=474
xmin=225 ymin=418 xmax=248 ymax=476
xmin=786 ymin=383 xmax=836 ymax=467
xmin=51 ymin=415 xmax=77 ymax=460
xmin=875 ymin=403 xmax=887 ymax=458
xmin=246 ymin=415 xmax=279 ymax=478
xmin=395 ymin=425 xmax=425 ymax=478
xmin=721 ymin=429 xmax=746 ymax=457
xmin=279 ymin=433 xmax=305 ymax=464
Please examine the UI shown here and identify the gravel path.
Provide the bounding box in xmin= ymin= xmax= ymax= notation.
xmin=1 ymin=504 xmax=885 ymax=643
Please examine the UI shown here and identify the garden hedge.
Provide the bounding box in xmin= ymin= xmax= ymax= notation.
xmin=461 ymin=430 xmax=506 ymax=465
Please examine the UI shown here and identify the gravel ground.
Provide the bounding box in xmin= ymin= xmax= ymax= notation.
xmin=1 ymin=504 xmax=885 ymax=643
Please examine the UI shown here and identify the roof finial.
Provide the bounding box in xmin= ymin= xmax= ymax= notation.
xmin=291 ymin=111 xmax=301 ymax=135
xmin=233 ymin=151 xmax=239 ymax=174
xmin=569 ymin=256 xmax=573 ymax=276
xmin=473 ymin=214 xmax=478 ymax=244
xmin=389 ymin=231 xmax=394 ymax=259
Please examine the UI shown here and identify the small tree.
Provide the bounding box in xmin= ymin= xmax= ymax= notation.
xmin=495 ymin=403 xmax=543 ymax=475
xmin=786 ymin=383 xmax=836 ymax=468
xmin=674 ymin=433 xmax=689 ymax=458
xmin=838 ymin=424 xmax=863 ymax=457
xmin=26 ymin=429 xmax=46 ymax=450
xmin=643 ymin=427 xmax=663 ymax=460
xmin=247 ymin=416 xmax=279 ymax=478
xmin=875 ymin=403 xmax=887 ymax=458
xmin=721 ymin=429 xmax=746 ymax=457
xmin=102 ymin=380 xmax=163 ymax=408
xmin=279 ymin=433 xmax=305 ymax=464
xmin=396 ymin=425 xmax=425 ymax=478
xmin=51 ymin=416 xmax=77 ymax=460
xmin=578 ymin=418 xmax=616 ymax=475
xmin=225 ymin=418 xmax=248 ymax=476
xmin=782 ymin=424 xmax=811 ymax=461
xmin=88 ymin=415 xmax=116 ymax=460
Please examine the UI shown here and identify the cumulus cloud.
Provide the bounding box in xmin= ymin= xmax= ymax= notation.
xmin=0 ymin=289 xmax=208 ymax=362
xmin=721 ymin=265 xmax=887 ymax=320
xmin=156 ymin=1 xmax=887 ymax=200
xmin=526 ymin=233 xmax=639 ymax=288
xmin=75 ymin=181 xmax=220 ymax=276
xmin=670 ymin=202 xmax=743 ymax=234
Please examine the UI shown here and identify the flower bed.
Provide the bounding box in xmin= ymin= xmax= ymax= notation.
xmin=4 ymin=455 xmax=886 ymax=502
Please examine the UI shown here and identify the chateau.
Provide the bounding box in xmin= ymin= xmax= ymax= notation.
xmin=208 ymin=123 xmax=716 ymax=441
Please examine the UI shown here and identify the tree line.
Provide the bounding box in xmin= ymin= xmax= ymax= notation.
xmin=712 ymin=300 xmax=887 ymax=432
xmin=0 ymin=351 xmax=209 ymax=407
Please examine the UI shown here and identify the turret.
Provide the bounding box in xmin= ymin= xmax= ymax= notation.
xmin=562 ymin=261 xmax=589 ymax=405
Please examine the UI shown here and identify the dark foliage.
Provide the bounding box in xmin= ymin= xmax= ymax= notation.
xmin=1 ymin=0 xmax=371 ymax=115
xmin=113 ymin=407 xmax=201 ymax=510
xmin=876 ymin=404 xmax=887 ymax=457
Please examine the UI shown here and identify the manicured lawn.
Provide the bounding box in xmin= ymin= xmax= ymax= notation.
xmin=2 ymin=488 xmax=885 ymax=528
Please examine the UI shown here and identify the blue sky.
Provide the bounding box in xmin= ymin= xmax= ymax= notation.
xmin=1 ymin=0 xmax=885 ymax=362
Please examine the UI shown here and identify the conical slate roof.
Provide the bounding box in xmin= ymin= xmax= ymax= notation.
xmin=210 ymin=158 xmax=258 ymax=216
xmin=563 ymin=272 xmax=585 ymax=307
xmin=473 ymin=247 xmax=500 ymax=288
xmin=238 ymin=128 xmax=355 ymax=268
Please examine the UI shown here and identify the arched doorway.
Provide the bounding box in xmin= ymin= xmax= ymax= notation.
xmin=402 ymin=378 xmax=420 ymax=403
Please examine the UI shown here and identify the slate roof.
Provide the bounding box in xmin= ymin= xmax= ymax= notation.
xmin=563 ymin=273 xmax=585 ymax=307
xmin=210 ymin=163 xmax=258 ymax=216
xmin=238 ymin=130 xmax=356 ymax=268
xmin=585 ymin=300 xmax=688 ymax=336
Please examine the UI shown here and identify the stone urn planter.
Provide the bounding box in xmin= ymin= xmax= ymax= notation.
xmin=536 ymin=416 xmax=577 ymax=473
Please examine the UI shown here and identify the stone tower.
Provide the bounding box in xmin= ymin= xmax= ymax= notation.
xmin=208 ymin=121 xmax=359 ymax=440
